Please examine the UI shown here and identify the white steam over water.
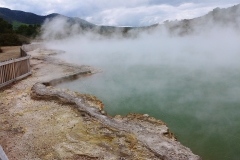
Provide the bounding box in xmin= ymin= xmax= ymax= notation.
xmin=42 ymin=13 xmax=240 ymax=160
xmin=42 ymin=16 xmax=240 ymax=70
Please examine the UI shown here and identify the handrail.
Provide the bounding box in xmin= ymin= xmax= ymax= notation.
xmin=0 ymin=45 xmax=32 ymax=89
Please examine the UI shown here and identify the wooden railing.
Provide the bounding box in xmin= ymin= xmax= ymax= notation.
xmin=0 ymin=45 xmax=31 ymax=89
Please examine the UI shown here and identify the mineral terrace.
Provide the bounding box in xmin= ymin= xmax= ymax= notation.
xmin=0 ymin=44 xmax=201 ymax=160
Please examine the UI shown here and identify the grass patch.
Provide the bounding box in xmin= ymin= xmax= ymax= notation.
xmin=0 ymin=46 xmax=21 ymax=61
xmin=12 ymin=21 xmax=28 ymax=30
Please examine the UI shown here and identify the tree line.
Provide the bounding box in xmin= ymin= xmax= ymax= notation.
xmin=0 ymin=18 xmax=41 ymax=47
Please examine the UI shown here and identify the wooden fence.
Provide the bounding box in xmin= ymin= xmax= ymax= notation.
xmin=0 ymin=45 xmax=31 ymax=88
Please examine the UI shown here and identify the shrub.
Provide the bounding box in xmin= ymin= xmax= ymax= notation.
xmin=0 ymin=33 xmax=22 ymax=46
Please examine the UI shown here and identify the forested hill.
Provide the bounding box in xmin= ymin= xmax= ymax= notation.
xmin=162 ymin=4 xmax=240 ymax=35
xmin=0 ymin=18 xmax=29 ymax=46
xmin=0 ymin=7 xmax=57 ymax=24
xmin=0 ymin=4 xmax=239 ymax=43
xmin=0 ymin=7 xmax=95 ymax=28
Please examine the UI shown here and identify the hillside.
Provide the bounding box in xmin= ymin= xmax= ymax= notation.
xmin=0 ymin=18 xmax=30 ymax=46
xmin=162 ymin=4 xmax=240 ymax=35
xmin=0 ymin=3 xmax=240 ymax=38
xmin=0 ymin=7 xmax=142 ymax=36
xmin=0 ymin=7 xmax=95 ymax=29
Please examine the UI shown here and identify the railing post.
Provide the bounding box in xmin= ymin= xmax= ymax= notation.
xmin=13 ymin=59 xmax=16 ymax=79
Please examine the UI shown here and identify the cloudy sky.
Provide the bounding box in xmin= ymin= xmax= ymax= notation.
xmin=0 ymin=0 xmax=239 ymax=26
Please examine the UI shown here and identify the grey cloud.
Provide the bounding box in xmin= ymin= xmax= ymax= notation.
xmin=0 ymin=0 xmax=239 ymax=26
xmin=85 ymin=3 xmax=238 ymax=26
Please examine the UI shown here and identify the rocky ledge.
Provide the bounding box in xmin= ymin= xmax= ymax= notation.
xmin=0 ymin=44 xmax=201 ymax=160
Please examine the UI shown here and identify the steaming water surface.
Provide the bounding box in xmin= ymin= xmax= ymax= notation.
xmin=49 ymin=26 xmax=240 ymax=160
xmin=57 ymin=62 xmax=240 ymax=160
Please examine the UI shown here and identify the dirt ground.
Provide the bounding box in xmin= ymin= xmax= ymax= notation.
xmin=0 ymin=46 xmax=21 ymax=62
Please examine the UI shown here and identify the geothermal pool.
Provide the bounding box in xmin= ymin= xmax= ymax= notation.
xmin=57 ymin=63 xmax=240 ymax=160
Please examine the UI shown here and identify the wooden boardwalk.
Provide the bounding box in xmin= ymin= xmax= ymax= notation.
xmin=0 ymin=45 xmax=31 ymax=89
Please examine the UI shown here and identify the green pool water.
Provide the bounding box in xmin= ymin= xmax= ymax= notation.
xmin=56 ymin=63 xmax=240 ymax=160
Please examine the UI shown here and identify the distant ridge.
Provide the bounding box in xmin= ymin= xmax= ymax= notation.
xmin=0 ymin=7 xmax=59 ymax=24
xmin=0 ymin=7 xmax=95 ymax=28
xmin=0 ymin=4 xmax=239 ymax=36
xmin=161 ymin=3 xmax=240 ymax=35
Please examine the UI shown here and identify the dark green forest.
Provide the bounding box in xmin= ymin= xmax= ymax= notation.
xmin=15 ymin=24 xmax=40 ymax=37
xmin=0 ymin=18 xmax=40 ymax=47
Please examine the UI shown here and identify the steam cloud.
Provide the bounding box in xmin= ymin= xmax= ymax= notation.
xmin=41 ymin=13 xmax=240 ymax=70
xmin=40 ymin=6 xmax=240 ymax=112
xmin=40 ymin=6 xmax=240 ymax=159
xmin=40 ymin=8 xmax=240 ymax=125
